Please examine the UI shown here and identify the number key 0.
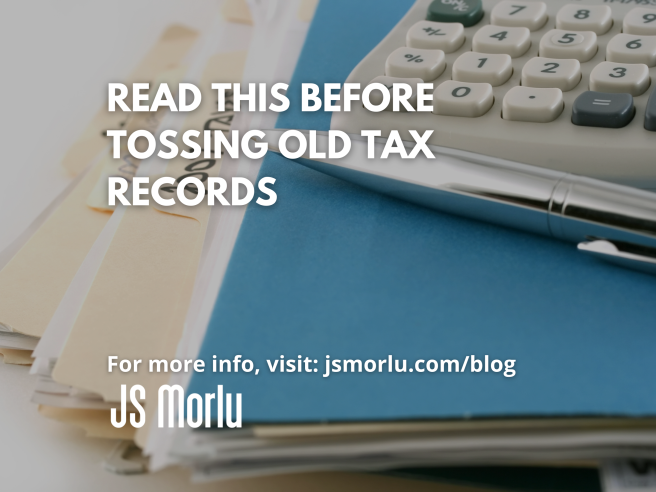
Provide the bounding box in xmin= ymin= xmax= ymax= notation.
xmin=432 ymin=80 xmax=494 ymax=118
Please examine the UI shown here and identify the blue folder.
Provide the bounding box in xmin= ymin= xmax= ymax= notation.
xmin=188 ymin=0 xmax=656 ymax=423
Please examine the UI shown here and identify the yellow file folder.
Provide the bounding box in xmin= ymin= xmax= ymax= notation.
xmin=0 ymin=25 xmax=198 ymax=340
xmin=51 ymin=50 xmax=247 ymax=446
xmin=61 ymin=25 xmax=199 ymax=177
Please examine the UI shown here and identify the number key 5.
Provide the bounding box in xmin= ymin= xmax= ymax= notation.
xmin=606 ymin=34 xmax=656 ymax=68
xmin=521 ymin=57 xmax=581 ymax=91
xmin=556 ymin=4 xmax=612 ymax=35
xmin=539 ymin=29 xmax=598 ymax=62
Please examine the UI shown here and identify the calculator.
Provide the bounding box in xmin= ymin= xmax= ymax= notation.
xmin=330 ymin=0 xmax=656 ymax=190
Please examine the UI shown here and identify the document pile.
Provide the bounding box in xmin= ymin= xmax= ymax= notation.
xmin=0 ymin=0 xmax=305 ymax=445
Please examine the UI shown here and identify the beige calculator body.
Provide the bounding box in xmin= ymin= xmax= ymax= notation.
xmin=331 ymin=0 xmax=656 ymax=190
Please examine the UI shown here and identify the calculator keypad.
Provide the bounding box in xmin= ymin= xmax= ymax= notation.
xmin=490 ymin=1 xmax=548 ymax=31
xmin=606 ymin=34 xmax=656 ymax=68
xmin=432 ymin=80 xmax=494 ymax=117
xmin=589 ymin=62 xmax=650 ymax=97
xmin=472 ymin=25 xmax=531 ymax=57
xmin=521 ymin=57 xmax=581 ymax=92
xmin=337 ymin=0 xmax=656 ymax=185
xmin=623 ymin=7 xmax=656 ymax=36
xmin=555 ymin=4 xmax=612 ymax=35
xmin=406 ymin=21 xmax=465 ymax=53
xmin=385 ymin=47 xmax=446 ymax=81
xmin=502 ymin=86 xmax=564 ymax=122
xmin=452 ymin=51 xmax=513 ymax=86
xmin=370 ymin=1 xmax=656 ymax=130
xmin=539 ymin=30 xmax=598 ymax=62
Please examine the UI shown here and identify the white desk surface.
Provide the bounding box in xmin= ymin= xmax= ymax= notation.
xmin=0 ymin=0 xmax=216 ymax=253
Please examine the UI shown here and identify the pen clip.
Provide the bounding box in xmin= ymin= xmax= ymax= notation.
xmin=577 ymin=240 xmax=656 ymax=276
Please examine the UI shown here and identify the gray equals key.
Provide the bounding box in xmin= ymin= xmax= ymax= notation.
xmin=645 ymin=88 xmax=656 ymax=131
xmin=572 ymin=91 xmax=634 ymax=129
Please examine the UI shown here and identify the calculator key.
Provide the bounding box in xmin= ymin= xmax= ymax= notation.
xmin=452 ymin=52 xmax=513 ymax=86
xmin=368 ymin=76 xmax=423 ymax=111
xmin=432 ymin=80 xmax=494 ymax=117
xmin=406 ymin=20 xmax=465 ymax=53
xmin=556 ymin=4 xmax=612 ymax=35
xmin=589 ymin=62 xmax=650 ymax=97
xmin=472 ymin=25 xmax=531 ymax=58
xmin=385 ymin=47 xmax=446 ymax=81
xmin=539 ymin=30 xmax=598 ymax=62
xmin=623 ymin=7 xmax=656 ymax=36
xmin=521 ymin=57 xmax=581 ymax=91
xmin=427 ymin=0 xmax=484 ymax=28
xmin=606 ymin=34 xmax=656 ymax=68
xmin=572 ymin=91 xmax=634 ymax=128
xmin=502 ymin=86 xmax=564 ymax=123
xmin=645 ymin=87 xmax=656 ymax=131
xmin=490 ymin=1 xmax=548 ymax=32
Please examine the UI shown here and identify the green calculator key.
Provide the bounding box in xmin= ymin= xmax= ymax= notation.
xmin=427 ymin=0 xmax=484 ymax=27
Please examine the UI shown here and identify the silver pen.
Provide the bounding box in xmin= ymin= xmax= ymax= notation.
xmin=262 ymin=130 xmax=656 ymax=276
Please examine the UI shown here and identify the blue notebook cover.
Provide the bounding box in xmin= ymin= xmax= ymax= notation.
xmin=188 ymin=0 xmax=656 ymax=423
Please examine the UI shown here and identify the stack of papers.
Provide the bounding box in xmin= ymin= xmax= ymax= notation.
xmin=23 ymin=3 xmax=258 ymax=444
xmin=0 ymin=22 xmax=201 ymax=363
